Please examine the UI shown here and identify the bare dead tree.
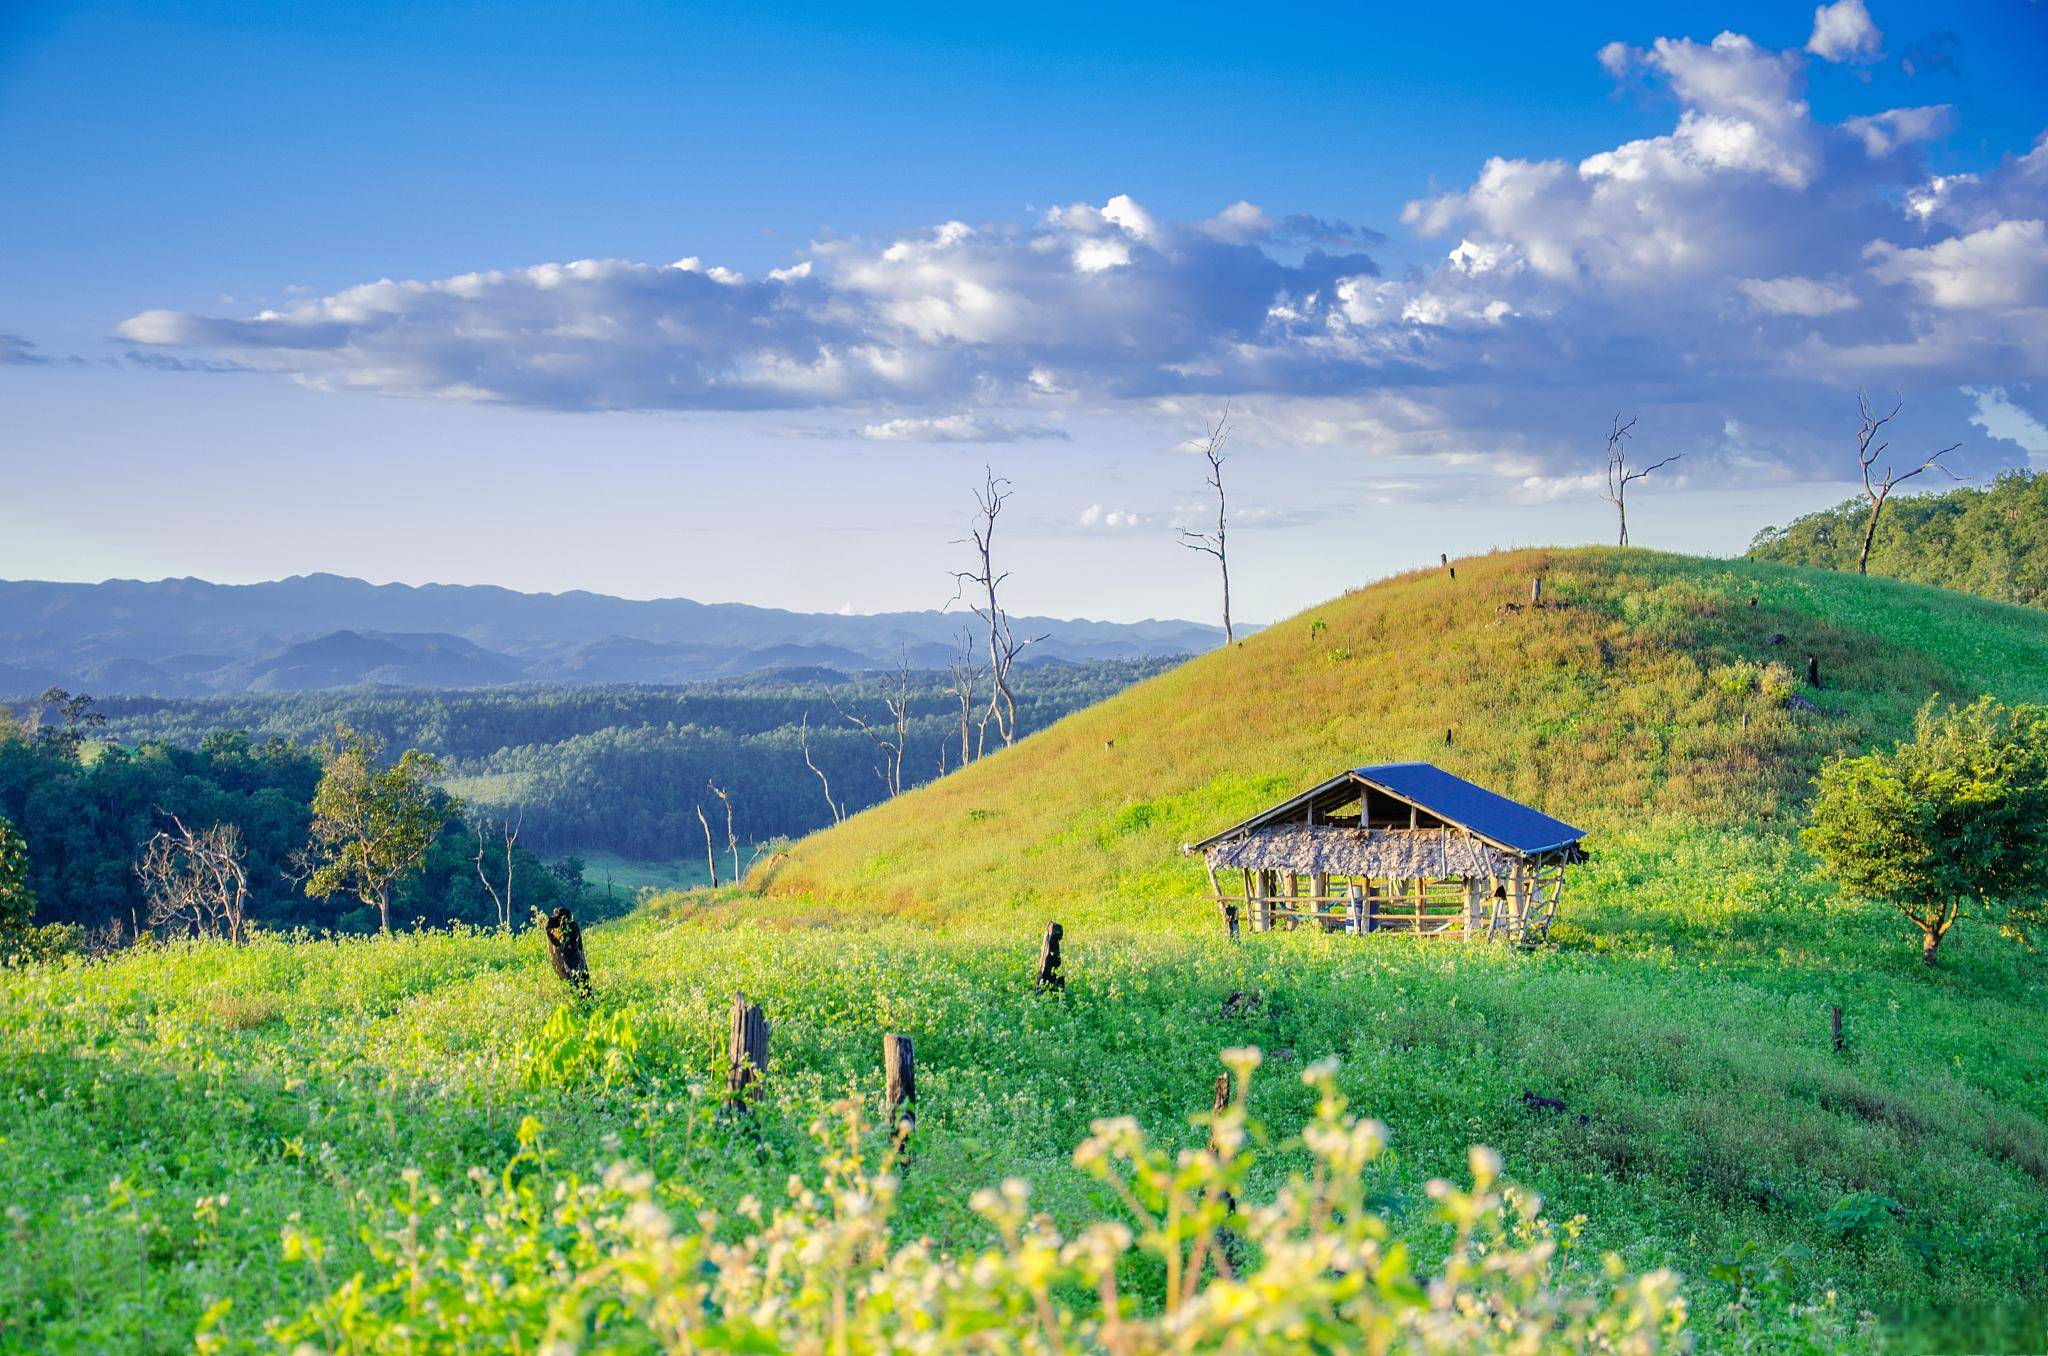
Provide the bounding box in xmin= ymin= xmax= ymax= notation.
xmin=1177 ymin=406 xmax=1234 ymax=642
xmin=707 ymin=780 xmax=740 ymax=883
xmin=951 ymin=468 xmax=1045 ymax=747
xmin=135 ymin=813 xmax=250 ymax=944
xmin=944 ymin=625 xmax=985 ymax=770
xmin=694 ymin=802 xmax=720 ymax=887
xmin=1851 ymin=391 xmax=1964 ymax=574
xmin=469 ymin=806 xmax=522 ymax=931
xmin=1600 ymin=414 xmax=1680 ymax=547
xmin=829 ymin=656 xmax=910 ymax=796
xmin=798 ymin=711 xmax=844 ymax=825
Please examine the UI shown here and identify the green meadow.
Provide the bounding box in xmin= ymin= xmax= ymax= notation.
xmin=5 ymin=548 xmax=2047 ymax=1350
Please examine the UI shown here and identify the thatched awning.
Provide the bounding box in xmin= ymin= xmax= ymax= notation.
xmin=1204 ymin=825 xmax=1525 ymax=878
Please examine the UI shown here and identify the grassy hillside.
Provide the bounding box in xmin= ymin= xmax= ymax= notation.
xmin=762 ymin=546 xmax=2048 ymax=920
xmin=6 ymin=548 xmax=2048 ymax=1351
xmin=1748 ymin=470 xmax=2048 ymax=610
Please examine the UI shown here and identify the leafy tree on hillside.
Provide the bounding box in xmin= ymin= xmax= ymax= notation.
xmin=0 ymin=815 xmax=35 ymax=937
xmin=303 ymin=724 xmax=454 ymax=934
xmin=1750 ymin=470 xmax=2048 ymax=609
xmin=1804 ymin=696 xmax=2048 ymax=964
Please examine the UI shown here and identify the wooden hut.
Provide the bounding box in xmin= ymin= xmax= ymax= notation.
xmin=1184 ymin=762 xmax=1585 ymax=943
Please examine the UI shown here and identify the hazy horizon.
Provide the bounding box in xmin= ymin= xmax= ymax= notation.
xmin=4 ymin=0 xmax=2044 ymax=624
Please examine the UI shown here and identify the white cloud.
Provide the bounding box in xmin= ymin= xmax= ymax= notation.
xmin=1738 ymin=275 xmax=1860 ymax=315
xmin=1806 ymin=0 xmax=1882 ymax=63
xmin=856 ymin=414 xmax=1070 ymax=443
xmin=1077 ymin=504 xmax=1147 ymax=529
xmin=1865 ymin=219 xmax=2048 ymax=310
xmin=111 ymin=20 xmax=2048 ymax=488
xmin=1968 ymin=386 xmax=2048 ymax=467
xmin=1842 ymin=105 xmax=1953 ymax=158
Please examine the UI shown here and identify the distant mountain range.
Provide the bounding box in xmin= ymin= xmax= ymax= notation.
xmin=0 ymin=574 xmax=1231 ymax=695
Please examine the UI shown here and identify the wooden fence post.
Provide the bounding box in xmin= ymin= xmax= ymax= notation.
xmin=545 ymin=906 xmax=591 ymax=994
xmin=884 ymin=1033 xmax=916 ymax=1161
xmin=726 ymin=992 xmax=769 ymax=1104
xmin=1531 ymin=576 xmax=1543 ymax=607
xmin=1346 ymin=883 xmax=1366 ymax=936
xmin=1035 ymin=922 xmax=1066 ymax=992
xmin=1830 ymin=1005 xmax=1845 ymax=1054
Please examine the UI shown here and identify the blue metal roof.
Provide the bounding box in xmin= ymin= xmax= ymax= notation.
xmin=1353 ymin=762 xmax=1584 ymax=854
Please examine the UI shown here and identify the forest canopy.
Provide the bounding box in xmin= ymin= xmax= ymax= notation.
xmin=1749 ymin=470 xmax=2048 ymax=609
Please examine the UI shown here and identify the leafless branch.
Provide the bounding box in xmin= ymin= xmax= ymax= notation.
xmin=799 ymin=711 xmax=844 ymax=825
xmin=1599 ymin=414 xmax=1679 ymax=547
xmin=1177 ymin=404 xmax=1234 ymax=642
xmin=1852 ymin=390 xmax=1965 ymax=574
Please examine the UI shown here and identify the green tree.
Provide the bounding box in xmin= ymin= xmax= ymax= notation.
xmin=0 ymin=815 xmax=35 ymax=936
xmin=1804 ymin=696 xmax=2048 ymax=964
xmin=304 ymin=725 xmax=454 ymax=934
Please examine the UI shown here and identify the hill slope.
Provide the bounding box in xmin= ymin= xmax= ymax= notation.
xmin=1748 ymin=470 xmax=2048 ymax=610
xmin=763 ymin=546 xmax=2048 ymax=920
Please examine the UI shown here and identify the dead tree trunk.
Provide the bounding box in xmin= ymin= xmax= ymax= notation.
xmin=545 ymin=906 xmax=590 ymax=994
xmin=1851 ymin=392 xmax=1963 ymax=575
xmin=1034 ymin=921 xmax=1065 ymax=992
xmin=1178 ymin=407 xmax=1234 ymax=643
xmin=884 ymin=1032 xmax=916 ymax=1162
xmin=695 ymin=803 xmax=720 ymax=887
xmin=952 ymin=468 xmax=1045 ymax=748
xmin=708 ymin=780 xmax=740 ymax=882
xmin=799 ymin=713 xmax=844 ymax=826
xmin=1600 ymin=414 xmax=1680 ymax=548
xmin=726 ymin=993 xmax=770 ymax=1102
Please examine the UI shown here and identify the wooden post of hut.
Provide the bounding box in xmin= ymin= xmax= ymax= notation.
xmin=1463 ymin=875 xmax=1485 ymax=936
xmin=1346 ymin=883 xmax=1365 ymax=935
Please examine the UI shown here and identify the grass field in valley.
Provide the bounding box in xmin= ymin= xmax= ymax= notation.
xmin=4 ymin=548 xmax=2048 ymax=1351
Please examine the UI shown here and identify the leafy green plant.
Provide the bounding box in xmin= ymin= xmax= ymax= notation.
xmin=1805 ymin=696 xmax=2048 ymax=963
xmin=269 ymin=1052 xmax=1692 ymax=1353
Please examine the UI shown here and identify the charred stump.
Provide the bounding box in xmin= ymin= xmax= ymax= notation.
xmin=1035 ymin=921 xmax=1065 ymax=992
xmin=545 ymin=906 xmax=591 ymax=994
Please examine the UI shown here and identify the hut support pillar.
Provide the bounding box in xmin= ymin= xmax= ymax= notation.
xmin=1346 ymin=883 xmax=1365 ymax=935
xmin=1463 ymin=876 xmax=1485 ymax=940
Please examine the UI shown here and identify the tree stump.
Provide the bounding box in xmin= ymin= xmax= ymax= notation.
xmin=1531 ymin=576 xmax=1543 ymax=607
xmin=884 ymin=1033 xmax=916 ymax=1161
xmin=545 ymin=906 xmax=590 ymax=994
xmin=1831 ymin=1004 xmax=1845 ymax=1054
xmin=726 ymin=992 xmax=770 ymax=1104
xmin=1034 ymin=921 xmax=1065 ymax=992
xmin=1807 ymin=655 xmax=1821 ymax=688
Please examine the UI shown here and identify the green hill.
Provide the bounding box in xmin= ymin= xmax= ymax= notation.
xmin=6 ymin=548 xmax=2048 ymax=1351
xmin=1748 ymin=470 xmax=2048 ymax=610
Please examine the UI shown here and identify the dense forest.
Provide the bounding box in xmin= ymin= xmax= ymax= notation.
xmin=71 ymin=659 xmax=1175 ymax=859
xmin=0 ymin=705 xmax=597 ymax=943
xmin=1748 ymin=470 xmax=2048 ymax=608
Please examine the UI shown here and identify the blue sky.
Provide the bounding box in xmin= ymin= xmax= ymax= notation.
xmin=3 ymin=1 xmax=2045 ymax=622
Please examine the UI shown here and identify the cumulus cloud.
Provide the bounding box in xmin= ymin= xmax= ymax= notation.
xmin=1077 ymin=504 xmax=1147 ymax=529
xmin=111 ymin=15 xmax=2048 ymax=486
xmin=1865 ymin=219 xmax=2048 ymax=310
xmin=1807 ymin=0 xmax=1883 ymax=63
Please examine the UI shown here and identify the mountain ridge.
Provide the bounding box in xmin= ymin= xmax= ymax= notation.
xmin=0 ymin=573 xmax=1232 ymax=695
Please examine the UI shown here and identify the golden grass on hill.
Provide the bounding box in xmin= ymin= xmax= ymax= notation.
xmin=758 ymin=547 xmax=2023 ymax=924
